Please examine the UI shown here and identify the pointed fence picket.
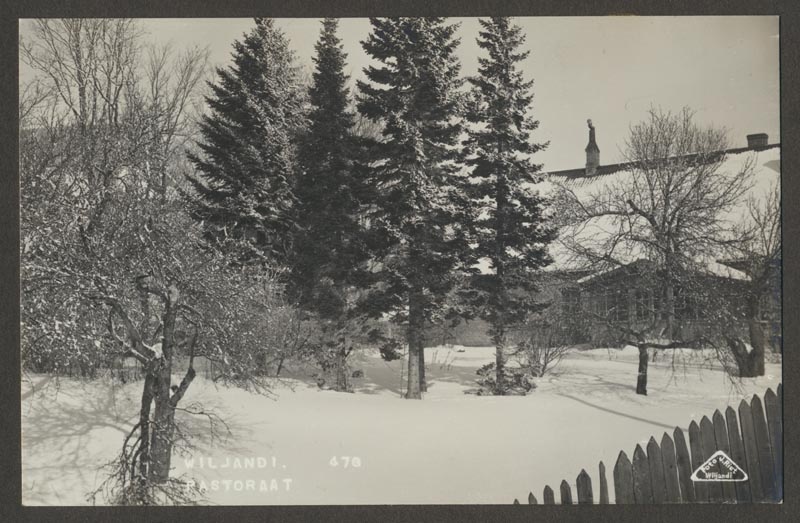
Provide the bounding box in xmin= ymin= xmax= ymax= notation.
xmin=514 ymin=386 xmax=782 ymax=504
xmin=712 ymin=410 xmax=737 ymax=503
xmin=598 ymin=462 xmax=609 ymax=504
xmin=543 ymin=485 xmax=556 ymax=504
xmin=576 ymin=469 xmax=593 ymax=504
xmin=700 ymin=416 xmax=723 ymax=502
xmin=725 ymin=406 xmax=751 ymax=502
xmin=673 ymin=427 xmax=695 ymax=502
xmin=688 ymin=420 xmax=709 ymax=502
xmin=632 ymin=444 xmax=652 ymax=503
xmin=613 ymin=451 xmax=634 ymax=504
xmin=739 ymin=399 xmax=763 ymax=500
xmin=660 ymin=432 xmax=681 ymax=502
xmin=751 ymin=395 xmax=777 ymax=500
xmin=560 ymin=480 xmax=573 ymax=504
xmin=646 ymin=437 xmax=666 ymax=503
xmin=764 ymin=386 xmax=782 ymax=500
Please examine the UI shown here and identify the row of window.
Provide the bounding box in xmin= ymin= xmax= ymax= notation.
xmin=561 ymin=287 xmax=706 ymax=323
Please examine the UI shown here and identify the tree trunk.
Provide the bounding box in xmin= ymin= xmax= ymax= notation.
xmin=418 ymin=346 xmax=426 ymax=392
xmin=335 ymin=346 xmax=350 ymax=392
xmin=725 ymin=293 xmax=766 ymax=378
xmin=746 ymin=296 xmax=766 ymax=377
xmin=148 ymin=360 xmax=174 ymax=484
xmin=135 ymin=372 xmax=155 ymax=494
xmin=727 ymin=338 xmax=756 ymax=377
xmin=664 ymin=283 xmax=675 ymax=340
xmin=256 ymin=350 xmax=269 ymax=376
xmin=636 ymin=345 xmax=648 ymax=395
xmin=494 ymin=176 xmax=508 ymax=396
xmin=406 ymin=291 xmax=423 ymax=399
xmin=406 ymin=343 xmax=421 ymax=399
xmin=495 ymin=330 xmax=507 ymax=395
xmin=147 ymin=293 xmax=178 ymax=484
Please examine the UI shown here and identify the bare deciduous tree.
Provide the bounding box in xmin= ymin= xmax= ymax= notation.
xmin=554 ymin=107 xmax=756 ymax=395
xmin=716 ymin=183 xmax=781 ymax=376
xmin=20 ymin=18 xmax=295 ymax=505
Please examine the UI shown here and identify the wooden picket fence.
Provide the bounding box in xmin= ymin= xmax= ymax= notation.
xmin=514 ymin=384 xmax=782 ymax=504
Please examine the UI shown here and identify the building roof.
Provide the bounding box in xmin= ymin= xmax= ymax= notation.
xmin=546 ymin=143 xmax=780 ymax=185
xmin=542 ymin=143 xmax=781 ymax=282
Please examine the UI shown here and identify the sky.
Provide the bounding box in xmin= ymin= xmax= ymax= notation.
xmin=20 ymin=16 xmax=779 ymax=172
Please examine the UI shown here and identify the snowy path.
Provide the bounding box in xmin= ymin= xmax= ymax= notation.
xmin=21 ymin=346 xmax=780 ymax=505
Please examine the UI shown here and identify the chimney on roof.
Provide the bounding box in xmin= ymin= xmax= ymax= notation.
xmin=746 ymin=133 xmax=768 ymax=149
xmin=585 ymin=119 xmax=600 ymax=175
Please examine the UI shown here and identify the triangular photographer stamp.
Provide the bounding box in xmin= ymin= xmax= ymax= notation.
xmin=691 ymin=450 xmax=749 ymax=482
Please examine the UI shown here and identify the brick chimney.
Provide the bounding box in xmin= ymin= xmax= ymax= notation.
xmin=585 ymin=119 xmax=600 ymax=175
xmin=746 ymin=133 xmax=768 ymax=148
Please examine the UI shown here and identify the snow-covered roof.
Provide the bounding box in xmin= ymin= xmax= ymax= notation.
xmin=544 ymin=145 xmax=780 ymax=280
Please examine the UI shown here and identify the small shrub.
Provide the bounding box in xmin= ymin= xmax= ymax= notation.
xmin=378 ymin=339 xmax=404 ymax=362
xmin=515 ymin=340 xmax=571 ymax=377
xmin=475 ymin=362 xmax=537 ymax=396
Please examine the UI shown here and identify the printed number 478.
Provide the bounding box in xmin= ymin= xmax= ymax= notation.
xmin=330 ymin=456 xmax=362 ymax=468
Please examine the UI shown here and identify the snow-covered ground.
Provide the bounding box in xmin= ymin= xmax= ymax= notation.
xmin=21 ymin=346 xmax=780 ymax=505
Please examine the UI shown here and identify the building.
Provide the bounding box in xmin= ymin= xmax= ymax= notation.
xmin=545 ymin=121 xmax=781 ymax=350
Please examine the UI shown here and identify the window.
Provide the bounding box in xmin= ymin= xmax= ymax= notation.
xmin=561 ymin=288 xmax=580 ymax=316
xmin=596 ymin=289 xmax=611 ymax=319
xmin=612 ymin=289 xmax=629 ymax=323
xmin=590 ymin=286 xmax=630 ymax=323
xmin=634 ymin=289 xmax=652 ymax=322
xmin=674 ymin=287 xmax=695 ymax=320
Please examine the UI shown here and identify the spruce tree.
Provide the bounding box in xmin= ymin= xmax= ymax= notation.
xmin=463 ymin=17 xmax=555 ymax=395
xmin=357 ymin=18 xmax=467 ymax=399
xmin=290 ymin=18 xmax=367 ymax=391
xmin=186 ymin=18 xmax=305 ymax=262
